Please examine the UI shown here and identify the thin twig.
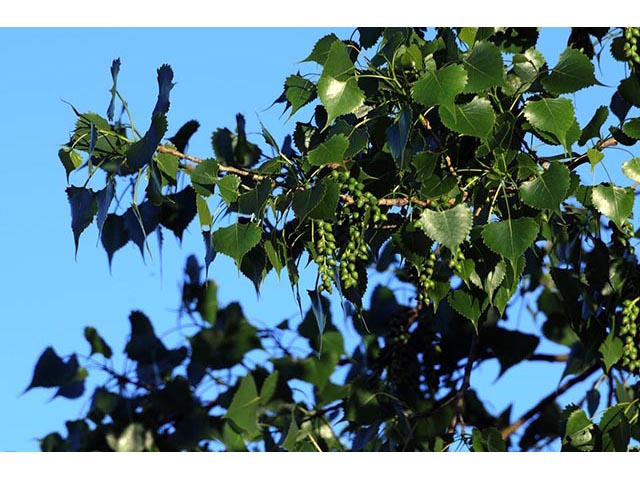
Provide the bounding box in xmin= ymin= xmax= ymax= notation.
xmin=157 ymin=145 xmax=268 ymax=181
xmin=528 ymin=353 xmax=569 ymax=363
xmin=500 ymin=364 xmax=599 ymax=440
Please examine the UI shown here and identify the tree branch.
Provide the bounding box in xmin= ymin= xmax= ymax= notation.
xmin=500 ymin=364 xmax=599 ymax=440
xmin=157 ymin=145 xmax=268 ymax=181
xmin=528 ymin=353 xmax=569 ymax=363
xmin=448 ymin=331 xmax=478 ymax=437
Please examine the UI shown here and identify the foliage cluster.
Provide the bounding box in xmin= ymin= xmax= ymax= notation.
xmin=30 ymin=27 xmax=640 ymax=451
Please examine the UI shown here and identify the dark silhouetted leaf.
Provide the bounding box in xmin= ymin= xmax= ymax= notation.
xmin=386 ymin=106 xmax=412 ymax=166
xmin=96 ymin=181 xmax=115 ymax=237
xmin=168 ymin=119 xmax=200 ymax=153
xmin=125 ymin=311 xmax=168 ymax=364
xmin=159 ymin=186 xmax=197 ymax=242
xmin=66 ymin=186 xmax=98 ymax=256
xmin=106 ymin=58 xmax=121 ymax=122
xmin=152 ymin=64 xmax=174 ymax=117
xmin=122 ymin=201 xmax=160 ymax=254
xmin=126 ymin=114 xmax=168 ymax=171
xmin=578 ymin=105 xmax=608 ymax=146
xmin=101 ymin=213 xmax=129 ymax=268
xmin=610 ymin=91 xmax=631 ymax=123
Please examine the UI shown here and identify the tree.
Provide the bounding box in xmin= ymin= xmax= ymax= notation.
xmin=27 ymin=27 xmax=640 ymax=452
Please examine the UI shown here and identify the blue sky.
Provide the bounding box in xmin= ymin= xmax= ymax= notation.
xmin=0 ymin=27 xmax=635 ymax=452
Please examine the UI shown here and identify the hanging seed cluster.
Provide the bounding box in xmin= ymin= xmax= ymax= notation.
xmin=624 ymin=27 xmax=640 ymax=70
xmin=620 ymin=298 xmax=640 ymax=373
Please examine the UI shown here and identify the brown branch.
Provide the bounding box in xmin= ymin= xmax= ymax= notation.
xmin=157 ymin=145 xmax=267 ymax=181
xmin=340 ymin=193 xmax=431 ymax=208
xmin=528 ymin=353 xmax=569 ymax=363
xmin=500 ymin=364 xmax=599 ymax=440
xmin=567 ymin=137 xmax=619 ymax=171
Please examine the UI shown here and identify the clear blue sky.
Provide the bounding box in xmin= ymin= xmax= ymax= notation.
xmin=0 ymin=27 xmax=634 ymax=452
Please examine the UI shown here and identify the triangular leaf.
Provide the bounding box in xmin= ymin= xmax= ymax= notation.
xmin=189 ymin=159 xmax=219 ymax=197
xmin=212 ymin=222 xmax=262 ymax=267
xmin=599 ymin=329 xmax=623 ymax=373
xmin=591 ymin=184 xmax=634 ymax=229
xmin=159 ymin=186 xmax=197 ymax=242
xmin=58 ymin=148 xmax=83 ymax=182
xmin=448 ymin=289 xmax=485 ymax=331
xmin=84 ymin=327 xmax=113 ymax=359
xmin=96 ymin=181 xmax=115 ymax=238
xmin=621 ymin=158 xmax=640 ymax=183
xmin=285 ymin=74 xmax=317 ymax=117
xmin=411 ymin=64 xmax=468 ymax=109
xmin=101 ymin=213 xmax=129 ymax=268
xmin=66 ymin=186 xmax=98 ymax=256
xmin=462 ymin=41 xmax=505 ymax=93
xmin=622 ymin=118 xmax=640 ymax=139
xmin=524 ymin=97 xmax=577 ymax=149
xmin=307 ymin=134 xmax=349 ymax=166
xmin=417 ymin=203 xmax=472 ymax=250
xmin=439 ymin=97 xmax=496 ymax=140
xmin=216 ymin=174 xmax=241 ymax=205
xmin=225 ymin=374 xmax=260 ymax=436
xmin=519 ymin=162 xmax=570 ymax=210
xmin=386 ymin=106 xmax=412 ymax=166
xmin=302 ymin=34 xmax=340 ymax=65
xmin=482 ymin=217 xmax=539 ymax=264
xmin=541 ymin=47 xmax=598 ymax=95
xmin=317 ymin=41 xmax=365 ymax=125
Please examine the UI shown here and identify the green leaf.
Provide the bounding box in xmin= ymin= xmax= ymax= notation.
xmin=84 ymin=327 xmax=113 ymax=359
xmin=523 ymin=97 xmax=577 ymax=148
xmin=225 ymin=373 xmax=260 ymax=436
xmin=216 ymin=174 xmax=241 ymax=205
xmin=563 ymin=409 xmax=594 ymax=451
xmin=599 ymin=329 xmax=623 ymax=373
xmin=448 ymin=289 xmax=486 ymax=331
xmin=482 ymin=217 xmax=539 ymax=265
xmin=317 ymin=41 xmax=365 ymax=125
xmin=196 ymin=195 xmax=212 ymax=229
xmin=263 ymin=239 xmax=284 ymax=278
xmin=591 ymin=184 xmax=634 ymax=229
xmin=541 ymin=47 xmax=598 ymax=95
xmin=462 ymin=41 xmax=505 ymax=93
xmin=386 ymin=106 xmax=412 ymax=166
xmin=578 ymin=105 xmax=608 ymax=146
xmin=58 ymin=148 xmax=83 ymax=182
xmin=471 ymin=427 xmax=506 ymax=452
xmin=106 ymin=423 xmax=150 ymax=452
xmin=411 ymin=64 xmax=468 ymax=109
xmin=439 ymin=97 xmax=496 ymax=140
xmin=126 ymin=114 xmax=168 ymax=171
xmin=519 ymin=162 xmax=570 ymax=210
xmin=302 ymin=34 xmax=340 ymax=65
xmin=622 ymin=118 xmax=640 ymax=139
xmin=622 ymin=158 xmax=640 ymax=182
xmin=417 ymin=204 xmax=472 ymax=250
xmin=259 ymin=371 xmax=279 ymax=406
xmin=307 ymin=134 xmax=349 ymax=166
xmin=587 ymin=149 xmax=604 ymax=171
xmin=189 ymin=159 xmax=219 ymax=197
xmin=282 ymin=416 xmax=300 ymax=451
xmin=485 ymin=260 xmax=506 ymax=301
xmin=285 ymin=74 xmax=316 ymax=117
xmin=66 ymin=186 xmax=98 ymax=257
xmin=213 ymin=222 xmax=262 ymax=267
xmin=238 ymin=179 xmax=272 ymax=216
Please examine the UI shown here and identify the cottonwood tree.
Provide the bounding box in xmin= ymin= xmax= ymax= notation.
xmin=29 ymin=27 xmax=640 ymax=451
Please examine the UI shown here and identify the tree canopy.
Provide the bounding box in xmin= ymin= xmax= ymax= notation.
xmin=28 ymin=27 xmax=640 ymax=452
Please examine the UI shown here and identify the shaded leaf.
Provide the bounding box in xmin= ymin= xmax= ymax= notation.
xmin=27 ymin=347 xmax=70 ymax=390
xmin=213 ymin=222 xmax=262 ymax=267
xmin=196 ymin=194 xmax=212 ymax=229
xmin=317 ymin=41 xmax=365 ymax=125
xmin=285 ymin=74 xmax=317 ymax=117
xmin=519 ymin=161 xmax=570 ymax=210
xmin=58 ymin=148 xmax=83 ymax=182
xmin=386 ymin=106 xmax=412 ymax=166
xmin=96 ymin=180 xmax=115 ymax=238
xmin=259 ymin=371 xmax=279 ymax=406
xmin=168 ymin=120 xmax=199 ymax=153
xmin=101 ymin=213 xmax=129 ymax=267
xmin=216 ymin=174 xmax=241 ymax=205
xmin=541 ymin=47 xmax=598 ymax=95
xmin=126 ymin=114 xmax=168 ymax=171
xmin=417 ymin=204 xmax=472 ymax=250
xmin=471 ymin=427 xmax=506 ymax=452
xmin=448 ymin=289 xmax=485 ymax=331
xmin=225 ymin=374 xmax=260 ymax=436
xmin=124 ymin=311 xmax=167 ymax=364
xmin=238 ymin=179 xmax=272 ymax=216
xmin=486 ymin=327 xmax=539 ymax=376
xmin=563 ymin=408 xmax=594 ymax=451
xmin=159 ymin=186 xmax=197 ymax=242
xmin=622 ymin=118 xmax=640 ymax=139
xmin=411 ymin=64 xmax=467 ymax=109
xmin=482 ymin=217 xmax=539 ymax=265
xmin=66 ymin=186 xmax=98 ymax=256
xmin=599 ymin=329 xmax=623 ymax=373
xmin=123 ymin=201 xmax=160 ymax=255
xmin=578 ymin=106 xmax=608 ymax=146
xmin=307 ymin=134 xmax=349 ymax=166
xmin=591 ymin=184 xmax=634 ymax=229
xmin=84 ymin=327 xmax=113 ymax=359
xmin=463 ymin=41 xmax=505 ymax=93
xmin=439 ymin=97 xmax=496 ymax=140
xmin=106 ymin=58 xmax=121 ymax=122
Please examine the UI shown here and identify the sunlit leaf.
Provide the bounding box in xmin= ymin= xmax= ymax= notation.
xmin=411 ymin=64 xmax=467 ymax=110
xmin=417 ymin=204 xmax=472 ymax=250
xmin=591 ymin=184 xmax=634 ymax=229
xmin=482 ymin=218 xmax=539 ymax=265
xmin=519 ymin=162 xmax=570 ymax=210
xmin=439 ymin=97 xmax=496 ymax=140
xmin=213 ymin=222 xmax=262 ymax=267
xmin=541 ymin=47 xmax=598 ymax=95
xmin=463 ymin=41 xmax=505 ymax=93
